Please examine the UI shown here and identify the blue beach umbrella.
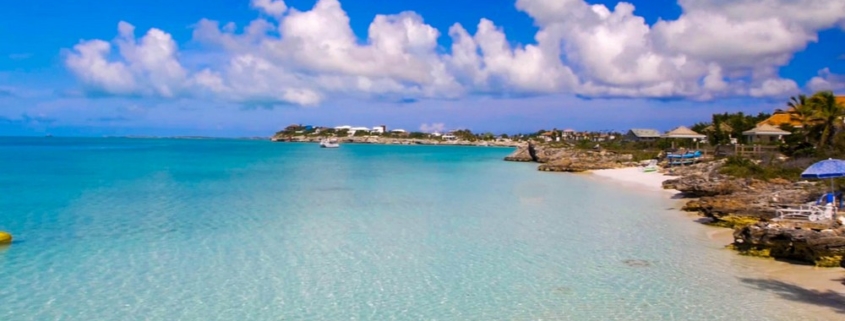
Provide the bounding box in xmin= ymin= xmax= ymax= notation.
xmin=801 ymin=158 xmax=845 ymax=204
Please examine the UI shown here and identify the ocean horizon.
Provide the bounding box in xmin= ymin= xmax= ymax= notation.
xmin=0 ymin=137 xmax=831 ymax=320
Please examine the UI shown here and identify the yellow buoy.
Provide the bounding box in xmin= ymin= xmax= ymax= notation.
xmin=0 ymin=231 xmax=12 ymax=244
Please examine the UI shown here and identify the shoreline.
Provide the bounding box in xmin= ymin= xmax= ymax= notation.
xmin=587 ymin=167 xmax=845 ymax=313
xmin=271 ymin=136 xmax=522 ymax=148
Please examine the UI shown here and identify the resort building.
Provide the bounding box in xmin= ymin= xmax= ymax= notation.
xmin=390 ymin=129 xmax=407 ymax=134
xmin=742 ymin=123 xmax=791 ymax=144
xmin=756 ymin=95 xmax=845 ymax=128
xmin=349 ymin=127 xmax=370 ymax=136
xmin=442 ymin=134 xmax=457 ymax=141
xmin=756 ymin=109 xmax=804 ymax=128
xmin=624 ymin=129 xmax=661 ymax=142
xmin=663 ymin=126 xmax=706 ymax=148
xmin=371 ymin=125 xmax=386 ymax=134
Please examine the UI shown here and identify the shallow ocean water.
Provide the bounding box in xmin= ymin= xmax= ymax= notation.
xmin=0 ymin=138 xmax=831 ymax=320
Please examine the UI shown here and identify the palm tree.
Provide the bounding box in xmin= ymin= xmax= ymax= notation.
xmin=806 ymin=90 xmax=845 ymax=149
xmin=786 ymin=94 xmax=816 ymax=129
xmin=787 ymin=94 xmax=807 ymax=110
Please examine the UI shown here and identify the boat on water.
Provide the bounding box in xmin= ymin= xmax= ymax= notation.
xmin=319 ymin=139 xmax=340 ymax=148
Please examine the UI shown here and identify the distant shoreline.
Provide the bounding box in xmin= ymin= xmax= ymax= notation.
xmin=270 ymin=136 xmax=523 ymax=148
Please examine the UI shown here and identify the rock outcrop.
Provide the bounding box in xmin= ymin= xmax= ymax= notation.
xmin=503 ymin=144 xmax=538 ymax=162
xmin=503 ymin=145 xmax=639 ymax=172
xmin=663 ymin=161 xmax=822 ymax=227
xmin=537 ymin=150 xmax=636 ymax=172
xmin=660 ymin=158 xmax=844 ymax=267
xmin=732 ymin=221 xmax=845 ymax=267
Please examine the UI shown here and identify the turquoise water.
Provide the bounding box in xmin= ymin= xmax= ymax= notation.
xmin=0 ymin=138 xmax=828 ymax=320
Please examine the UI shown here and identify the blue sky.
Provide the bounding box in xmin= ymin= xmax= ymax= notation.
xmin=1 ymin=0 xmax=844 ymax=137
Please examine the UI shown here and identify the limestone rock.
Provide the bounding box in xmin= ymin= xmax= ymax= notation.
xmin=733 ymin=222 xmax=845 ymax=267
xmin=503 ymin=145 xmax=536 ymax=162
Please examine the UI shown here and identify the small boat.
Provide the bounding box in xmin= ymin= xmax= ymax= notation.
xmin=319 ymin=138 xmax=340 ymax=148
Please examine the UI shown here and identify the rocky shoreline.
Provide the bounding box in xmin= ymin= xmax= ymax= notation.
xmin=271 ymin=135 xmax=521 ymax=147
xmin=502 ymin=143 xmax=640 ymax=171
xmin=661 ymin=162 xmax=845 ymax=267
xmin=504 ymin=144 xmax=845 ymax=268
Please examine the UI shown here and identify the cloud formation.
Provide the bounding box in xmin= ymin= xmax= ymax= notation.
xmin=64 ymin=0 xmax=845 ymax=106
xmin=808 ymin=68 xmax=845 ymax=92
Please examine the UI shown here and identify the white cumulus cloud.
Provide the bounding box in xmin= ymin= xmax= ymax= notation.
xmin=251 ymin=0 xmax=288 ymax=17
xmin=64 ymin=0 xmax=845 ymax=106
xmin=808 ymin=68 xmax=845 ymax=92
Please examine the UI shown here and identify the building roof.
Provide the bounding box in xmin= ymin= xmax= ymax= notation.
xmin=627 ymin=128 xmax=661 ymax=138
xmin=758 ymin=112 xmax=804 ymax=128
xmin=663 ymin=126 xmax=706 ymax=139
xmin=742 ymin=123 xmax=792 ymax=136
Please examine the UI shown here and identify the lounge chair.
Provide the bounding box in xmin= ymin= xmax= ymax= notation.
xmin=775 ymin=203 xmax=835 ymax=222
xmin=815 ymin=191 xmax=843 ymax=209
xmin=642 ymin=159 xmax=658 ymax=172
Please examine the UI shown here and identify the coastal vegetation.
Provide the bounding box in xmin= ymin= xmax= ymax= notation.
xmin=717 ymin=156 xmax=806 ymax=181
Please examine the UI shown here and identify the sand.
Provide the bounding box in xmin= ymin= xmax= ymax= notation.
xmin=591 ymin=166 xmax=680 ymax=194
xmin=591 ymin=166 xmax=845 ymax=316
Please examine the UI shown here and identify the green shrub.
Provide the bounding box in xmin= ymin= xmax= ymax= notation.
xmin=630 ymin=150 xmax=660 ymax=162
xmin=719 ymin=156 xmax=803 ymax=180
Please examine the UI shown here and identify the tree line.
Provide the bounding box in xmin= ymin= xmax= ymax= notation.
xmin=691 ymin=90 xmax=844 ymax=157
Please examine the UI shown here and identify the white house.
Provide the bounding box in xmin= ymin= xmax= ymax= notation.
xmin=349 ymin=126 xmax=370 ymax=136
xmin=334 ymin=125 xmax=352 ymax=131
xmin=442 ymin=134 xmax=457 ymax=141
xmin=371 ymin=125 xmax=386 ymax=134
xmin=390 ymin=129 xmax=407 ymax=133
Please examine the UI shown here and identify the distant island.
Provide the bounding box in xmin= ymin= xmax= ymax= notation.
xmin=270 ymin=124 xmax=628 ymax=148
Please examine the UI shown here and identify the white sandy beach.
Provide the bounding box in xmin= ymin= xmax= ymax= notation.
xmin=591 ymin=166 xmax=680 ymax=194
xmin=591 ymin=166 xmax=845 ymax=317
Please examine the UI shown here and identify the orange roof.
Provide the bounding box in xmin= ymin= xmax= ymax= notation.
xmin=758 ymin=113 xmax=803 ymax=128
xmin=837 ymin=95 xmax=845 ymax=106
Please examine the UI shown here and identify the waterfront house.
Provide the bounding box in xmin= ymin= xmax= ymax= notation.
xmin=663 ymin=126 xmax=706 ymax=148
xmin=742 ymin=123 xmax=791 ymax=144
xmin=624 ymin=129 xmax=660 ymax=142
xmin=349 ymin=126 xmax=370 ymax=136
xmin=371 ymin=125 xmax=386 ymax=134
xmin=757 ymin=108 xmax=805 ymax=128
